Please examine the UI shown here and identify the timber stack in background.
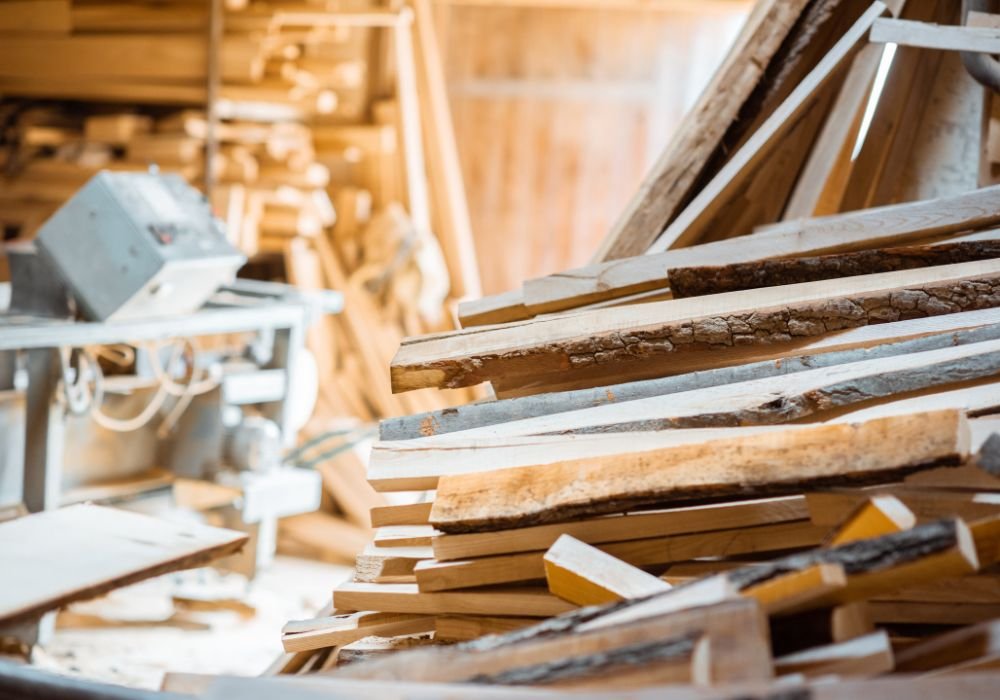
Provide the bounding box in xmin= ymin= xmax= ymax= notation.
xmin=244 ymin=1 xmax=1000 ymax=696
xmin=0 ymin=0 xmax=483 ymax=564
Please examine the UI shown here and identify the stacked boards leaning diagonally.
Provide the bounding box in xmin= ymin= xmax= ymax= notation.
xmin=248 ymin=0 xmax=1000 ymax=695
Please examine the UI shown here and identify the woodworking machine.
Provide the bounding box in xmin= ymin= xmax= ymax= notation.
xmin=0 ymin=172 xmax=343 ymax=584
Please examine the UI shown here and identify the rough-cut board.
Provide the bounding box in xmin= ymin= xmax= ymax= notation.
xmin=280 ymin=612 xmax=433 ymax=653
xmin=429 ymin=410 xmax=968 ymax=533
xmin=332 ymin=598 xmax=770 ymax=686
xmin=589 ymin=0 xmax=812 ymax=262
xmin=807 ymin=487 xmax=1000 ymax=527
xmin=668 ymin=238 xmax=1000 ymax=298
xmin=870 ymin=17 xmax=1000 ymax=52
xmin=381 ymin=312 xmax=1000 ymax=439
xmin=331 ymin=583 xmax=575 ymax=618
xmin=520 ymin=185 xmax=1000 ymax=318
xmin=399 ymin=336 xmax=1000 ymax=438
xmin=0 ymin=504 xmax=247 ymax=625
xmin=431 ymin=496 xmax=809 ymax=561
xmin=647 ymin=3 xmax=888 ymax=253
xmin=895 ymin=619 xmax=1000 ymax=672
xmin=726 ymin=519 xmax=979 ymax=605
xmin=391 ymin=258 xmax=1000 ymax=393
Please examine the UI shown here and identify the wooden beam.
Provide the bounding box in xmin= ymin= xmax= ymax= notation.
xmin=589 ymin=0 xmax=812 ymax=262
xmin=542 ymin=535 xmax=672 ymax=606
xmin=429 ymin=410 xmax=968 ymax=534
xmin=355 ymin=544 xmax=432 ymax=583
xmin=0 ymin=504 xmax=246 ymax=625
xmin=826 ymin=495 xmax=916 ymax=546
xmin=434 ymin=615 xmax=535 ymax=642
xmin=871 ymin=17 xmax=1000 ymax=52
xmin=521 ymin=185 xmax=1000 ymax=317
xmin=380 ymin=314 xmax=1000 ymax=439
xmin=392 ymin=258 xmax=1000 ymax=393
xmin=668 ymin=237 xmax=1000 ymax=298
xmin=647 ymin=3 xmax=888 ymax=252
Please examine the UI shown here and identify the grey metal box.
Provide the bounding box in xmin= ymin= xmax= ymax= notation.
xmin=35 ymin=171 xmax=246 ymax=321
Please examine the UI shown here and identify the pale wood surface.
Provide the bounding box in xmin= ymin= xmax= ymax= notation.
xmin=0 ymin=504 xmax=247 ymax=625
xmin=429 ymin=411 xmax=968 ymax=533
xmin=392 ymin=258 xmax=1000 ymax=392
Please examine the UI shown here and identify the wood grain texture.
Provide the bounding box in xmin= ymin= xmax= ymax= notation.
xmin=380 ymin=313 xmax=1000 ymax=439
xmin=669 ymin=238 xmax=1000 ymax=298
xmin=0 ymin=504 xmax=246 ymax=625
xmin=392 ymin=259 xmax=1000 ymax=393
xmin=520 ymin=184 xmax=1000 ymax=317
xmin=429 ymin=410 xmax=969 ymax=533
xmin=432 ymin=496 xmax=809 ymax=560
xmin=396 ymin=336 xmax=1000 ymax=439
xmin=590 ymin=0 xmax=810 ymax=262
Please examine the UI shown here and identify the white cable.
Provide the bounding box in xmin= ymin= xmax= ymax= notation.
xmin=145 ymin=339 xmax=220 ymax=397
xmin=85 ymin=345 xmax=176 ymax=433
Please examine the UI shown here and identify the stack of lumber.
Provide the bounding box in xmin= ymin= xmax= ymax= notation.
xmin=0 ymin=0 xmax=483 ymax=565
xmin=261 ymin=1 xmax=1000 ymax=693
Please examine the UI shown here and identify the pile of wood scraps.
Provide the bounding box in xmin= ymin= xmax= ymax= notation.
xmin=262 ymin=1 xmax=1000 ymax=694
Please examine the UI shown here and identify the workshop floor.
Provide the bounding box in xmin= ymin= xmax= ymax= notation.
xmin=31 ymin=556 xmax=352 ymax=690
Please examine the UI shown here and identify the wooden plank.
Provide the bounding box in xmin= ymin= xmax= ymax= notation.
xmin=429 ymin=410 xmax=968 ymax=533
xmin=522 ymin=185 xmax=1000 ymax=317
xmin=457 ymin=289 xmax=530 ymax=328
xmin=742 ymin=563 xmax=847 ymax=615
xmin=543 ymin=535 xmax=672 ymax=606
xmin=589 ymin=0 xmax=812 ymax=262
xmin=808 ymin=487 xmax=1000 ymax=528
xmin=371 ymin=428 xmax=798 ymax=491
xmin=280 ymin=612 xmax=434 ymax=653
xmin=774 ymin=631 xmax=893 ymax=679
xmin=333 ymin=597 xmax=770 ymax=685
xmin=412 ymin=0 xmax=481 ymax=299
xmin=391 ymin=334 xmax=1000 ymax=439
xmin=646 ymin=3 xmax=887 ymax=253
xmin=331 ymin=582 xmax=575 ymax=618
xmin=355 ymin=544 xmax=432 ymax=583
xmin=871 ymin=17 xmax=1000 ymax=52
xmin=727 ymin=519 xmax=980 ymax=609
xmin=370 ymin=502 xmax=434 ymax=527
xmin=416 ymin=522 xmax=826 ymax=591
xmin=895 ymin=619 xmax=1000 ymax=672
xmin=827 ymin=495 xmax=916 ymax=546
xmin=373 ymin=526 xmax=439 ymax=548
xmin=668 ymin=237 xmax=1000 ymax=298
xmin=0 ymin=504 xmax=246 ymax=625
xmin=431 ymin=496 xmax=809 ymax=561
xmin=381 ymin=314 xmax=1000 ymax=439
xmin=392 ymin=258 xmax=1000 ymax=393
xmin=783 ymin=41 xmax=884 ymax=218
xmin=434 ymin=615 xmax=535 ymax=642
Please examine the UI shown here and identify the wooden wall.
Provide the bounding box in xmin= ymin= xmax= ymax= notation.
xmin=432 ymin=0 xmax=751 ymax=295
